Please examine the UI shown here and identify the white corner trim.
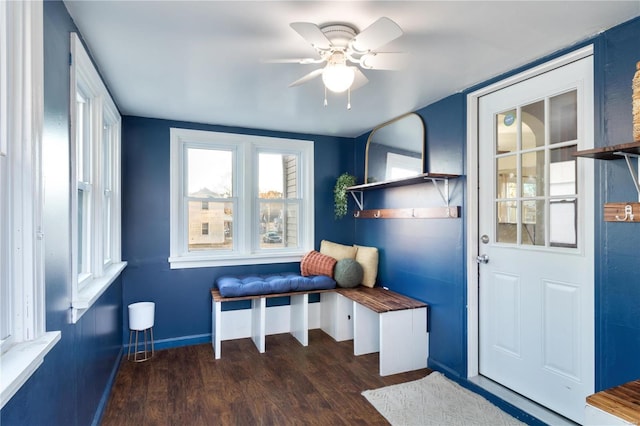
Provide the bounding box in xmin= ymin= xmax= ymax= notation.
xmin=0 ymin=331 xmax=61 ymax=409
xmin=72 ymin=261 xmax=127 ymax=323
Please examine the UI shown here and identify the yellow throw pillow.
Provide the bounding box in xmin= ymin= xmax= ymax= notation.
xmin=320 ymin=240 xmax=357 ymax=261
xmin=354 ymin=244 xmax=379 ymax=288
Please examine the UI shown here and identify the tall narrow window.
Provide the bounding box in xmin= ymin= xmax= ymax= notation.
xmin=0 ymin=0 xmax=61 ymax=410
xmin=70 ymin=33 xmax=126 ymax=322
xmin=170 ymin=128 xmax=314 ymax=268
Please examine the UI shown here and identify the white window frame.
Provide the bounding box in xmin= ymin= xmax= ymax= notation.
xmin=169 ymin=128 xmax=314 ymax=269
xmin=0 ymin=0 xmax=61 ymax=409
xmin=69 ymin=33 xmax=126 ymax=323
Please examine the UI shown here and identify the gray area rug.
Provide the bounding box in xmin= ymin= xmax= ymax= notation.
xmin=362 ymin=372 xmax=526 ymax=426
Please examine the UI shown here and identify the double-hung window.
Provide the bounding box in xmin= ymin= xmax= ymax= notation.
xmin=0 ymin=0 xmax=60 ymax=409
xmin=169 ymin=128 xmax=314 ymax=268
xmin=70 ymin=33 xmax=125 ymax=322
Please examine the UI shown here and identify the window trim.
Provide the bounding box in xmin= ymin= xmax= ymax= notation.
xmin=169 ymin=128 xmax=314 ymax=269
xmin=69 ymin=33 xmax=126 ymax=322
xmin=0 ymin=0 xmax=61 ymax=410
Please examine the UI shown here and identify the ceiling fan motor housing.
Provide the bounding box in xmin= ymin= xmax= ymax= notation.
xmin=320 ymin=24 xmax=357 ymax=49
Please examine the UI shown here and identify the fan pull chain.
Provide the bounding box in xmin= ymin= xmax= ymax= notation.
xmin=324 ymin=86 xmax=328 ymax=107
xmin=347 ymin=88 xmax=351 ymax=110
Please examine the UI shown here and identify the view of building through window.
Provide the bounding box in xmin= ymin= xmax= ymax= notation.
xmin=186 ymin=150 xmax=298 ymax=251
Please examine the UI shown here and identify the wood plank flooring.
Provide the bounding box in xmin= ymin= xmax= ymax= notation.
xmin=101 ymin=329 xmax=431 ymax=425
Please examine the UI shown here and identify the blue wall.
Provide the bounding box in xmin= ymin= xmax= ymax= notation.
xmin=121 ymin=117 xmax=355 ymax=346
xmin=0 ymin=2 xmax=123 ymax=425
xmin=595 ymin=17 xmax=640 ymax=390
xmin=353 ymin=94 xmax=467 ymax=376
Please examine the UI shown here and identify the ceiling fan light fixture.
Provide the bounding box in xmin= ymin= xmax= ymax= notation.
xmin=322 ymin=52 xmax=355 ymax=93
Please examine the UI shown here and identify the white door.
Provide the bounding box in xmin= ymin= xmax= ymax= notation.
xmin=478 ymin=56 xmax=594 ymax=423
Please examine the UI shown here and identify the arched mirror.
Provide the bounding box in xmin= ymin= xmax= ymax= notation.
xmin=364 ymin=112 xmax=425 ymax=184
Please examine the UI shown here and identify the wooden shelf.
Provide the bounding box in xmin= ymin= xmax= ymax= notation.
xmin=346 ymin=172 xmax=461 ymax=218
xmin=574 ymin=141 xmax=640 ymax=203
xmin=573 ymin=141 xmax=640 ymax=160
xmin=346 ymin=172 xmax=459 ymax=192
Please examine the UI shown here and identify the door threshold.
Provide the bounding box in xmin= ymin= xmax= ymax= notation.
xmin=468 ymin=375 xmax=578 ymax=426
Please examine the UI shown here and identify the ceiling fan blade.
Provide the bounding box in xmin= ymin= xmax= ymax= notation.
xmin=289 ymin=68 xmax=324 ymax=87
xmin=262 ymin=58 xmax=322 ymax=65
xmin=360 ymin=52 xmax=408 ymax=70
xmin=290 ymin=22 xmax=332 ymax=50
xmin=350 ymin=67 xmax=369 ymax=91
xmin=351 ymin=17 xmax=403 ymax=53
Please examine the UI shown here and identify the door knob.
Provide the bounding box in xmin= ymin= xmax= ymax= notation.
xmin=476 ymin=254 xmax=489 ymax=264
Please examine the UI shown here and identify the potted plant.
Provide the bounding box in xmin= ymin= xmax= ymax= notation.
xmin=334 ymin=173 xmax=356 ymax=219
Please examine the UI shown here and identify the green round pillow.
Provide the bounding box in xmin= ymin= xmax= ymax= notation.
xmin=334 ymin=259 xmax=363 ymax=288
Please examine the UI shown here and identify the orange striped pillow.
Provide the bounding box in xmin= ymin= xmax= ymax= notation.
xmin=300 ymin=250 xmax=337 ymax=277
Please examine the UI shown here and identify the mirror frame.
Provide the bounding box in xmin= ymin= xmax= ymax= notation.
xmin=364 ymin=112 xmax=426 ymax=184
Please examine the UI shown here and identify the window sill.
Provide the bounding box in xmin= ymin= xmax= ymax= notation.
xmin=72 ymin=261 xmax=127 ymax=323
xmin=0 ymin=331 xmax=61 ymax=409
xmin=168 ymin=252 xmax=306 ymax=269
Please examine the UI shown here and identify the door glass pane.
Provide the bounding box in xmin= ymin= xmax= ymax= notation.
xmin=497 ymin=201 xmax=517 ymax=243
xmin=550 ymin=198 xmax=577 ymax=248
xmin=521 ymin=151 xmax=544 ymax=197
xmin=550 ymin=146 xmax=577 ymax=196
xmin=187 ymin=148 xmax=232 ymax=198
xmin=550 ymin=90 xmax=577 ymax=144
xmin=521 ymin=200 xmax=545 ymax=246
xmin=188 ymin=201 xmax=232 ymax=251
xmin=521 ymin=100 xmax=545 ymax=149
xmin=496 ymin=109 xmax=517 ymax=154
xmin=497 ymin=156 xmax=517 ymax=199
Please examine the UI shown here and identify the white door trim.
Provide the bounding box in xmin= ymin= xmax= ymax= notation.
xmin=465 ymin=44 xmax=594 ymax=378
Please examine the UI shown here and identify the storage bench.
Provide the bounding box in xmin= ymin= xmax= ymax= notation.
xmin=324 ymin=286 xmax=428 ymax=376
xmin=211 ymin=285 xmax=429 ymax=376
xmin=211 ymin=288 xmax=335 ymax=359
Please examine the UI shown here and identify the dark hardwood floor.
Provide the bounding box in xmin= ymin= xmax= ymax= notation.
xmin=101 ymin=329 xmax=431 ymax=425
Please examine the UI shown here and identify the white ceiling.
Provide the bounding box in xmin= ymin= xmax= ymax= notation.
xmin=63 ymin=1 xmax=640 ymax=138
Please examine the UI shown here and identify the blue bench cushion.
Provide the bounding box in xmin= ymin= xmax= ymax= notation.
xmin=216 ymin=272 xmax=336 ymax=298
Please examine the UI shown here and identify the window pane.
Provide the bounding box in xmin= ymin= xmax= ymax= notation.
xmin=496 ymin=109 xmax=517 ymax=154
xmin=77 ymin=189 xmax=91 ymax=275
xmin=550 ymin=90 xmax=577 ymax=144
xmin=550 ymin=146 xmax=577 ymax=196
xmin=284 ymin=203 xmax=299 ymax=248
xmin=521 ymin=100 xmax=545 ymax=149
xmin=102 ymin=125 xmax=113 ymax=264
xmin=259 ymin=201 xmax=284 ymax=248
xmin=0 ymin=154 xmax=9 ymax=340
xmin=497 ymin=156 xmax=517 ymax=199
xmin=188 ymin=201 xmax=232 ymax=251
xmin=550 ymin=199 xmax=577 ymax=248
xmin=496 ymin=201 xmax=517 ymax=244
xmin=521 ymin=151 xmax=545 ymax=197
xmin=187 ymin=148 xmax=232 ymax=198
xmin=259 ymin=153 xmax=299 ymax=199
xmin=521 ymin=200 xmax=545 ymax=246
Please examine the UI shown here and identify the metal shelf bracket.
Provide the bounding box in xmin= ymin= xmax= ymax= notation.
xmin=613 ymin=151 xmax=640 ymax=201
xmin=349 ymin=190 xmax=363 ymax=211
xmin=426 ymin=177 xmax=450 ymax=206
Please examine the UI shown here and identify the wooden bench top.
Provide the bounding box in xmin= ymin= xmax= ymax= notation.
xmin=211 ymin=288 xmax=335 ymax=303
xmin=211 ymin=286 xmax=427 ymax=314
xmin=336 ymin=286 xmax=427 ymax=313
xmin=587 ymin=379 xmax=640 ymax=423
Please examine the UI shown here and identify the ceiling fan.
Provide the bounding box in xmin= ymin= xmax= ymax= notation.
xmin=270 ymin=17 xmax=406 ymax=108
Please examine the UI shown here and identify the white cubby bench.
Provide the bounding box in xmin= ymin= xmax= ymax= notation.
xmin=210 ymin=285 xmax=429 ymax=376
